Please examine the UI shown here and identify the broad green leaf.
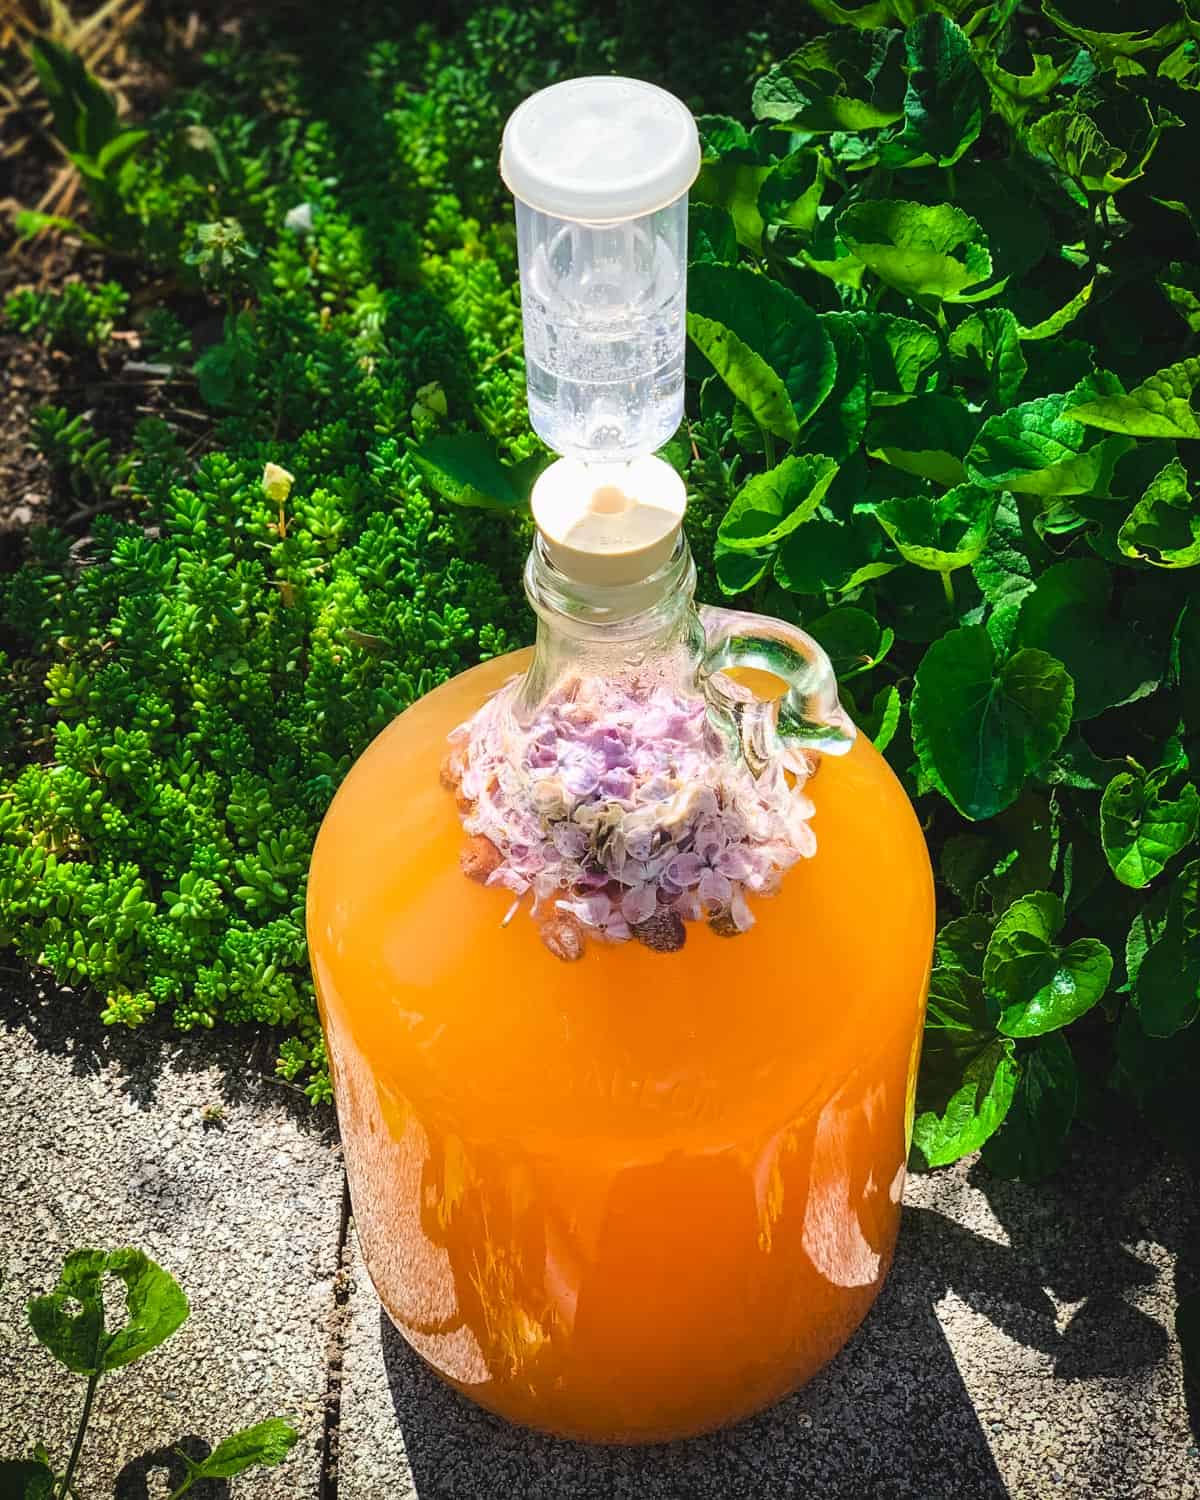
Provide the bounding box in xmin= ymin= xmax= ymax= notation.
xmin=790 ymin=245 xmax=868 ymax=289
xmin=688 ymin=265 xmax=837 ymax=429
xmin=0 ymin=1460 xmax=56 ymax=1499
xmin=1014 ymin=558 xmax=1160 ymax=720
xmin=26 ymin=1249 xmax=106 ymax=1373
xmin=1159 ymin=262 xmax=1200 ymax=333
xmin=1069 ymin=358 xmax=1200 ymax=441
xmin=808 ymin=606 xmax=894 ymax=678
xmin=99 ymin=1248 xmax=189 ymax=1370
xmin=1027 ymin=110 xmax=1124 ymax=193
xmin=863 ymin=682 xmax=903 ymax=749
xmin=866 ymin=394 xmax=977 ymax=485
xmin=983 ymin=891 xmax=1112 ymax=1036
xmin=980 ymin=37 xmax=1077 ymax=124
xmin=1114 ymin=1001 xmax=1200 ymax=1153
xmin=913 ymin=959 xmax=1018 ymax=1165
xmin=877 ymin=14 xmax=988 ymax=168
xmin=715 ymin=545 xmax=770 ymax=597
xmin=1016 ymin=278 xmax=1094 ymax=341
xmin=911 ymin=626 xmax=1074 ymax=819
xmin=1032 ymin=90 xmax=1180 ymax=193
xmin=26 ymin=1247 xmax=187 ymax=1375
xmin=410 ymin=434 xmax=526 ymax=511
xmin=718 ymin=454 xmax=839 ymax=551
xmin=775 ymin=512 xmax=900 ymax=594
xmin=838 ymin=199 xmax=999 ymax=303
xmin=757 ymin=149 xmax=827 ymax=234
xmin=192 ymin=1419 xmax=300 ymax=1480
xmin=936 ymin=913 xmax=991 ymax=977
xmin=951 ymin=158 xmax=1053 ymax=286
xmin=808 ymin=0 xmax=900 ymax=28
xmin=912 ymin=1037 xmax=1018 ymax=1166
xmin=982 ymin=1032 xmax=1078 ymax=1180
xmin=875 ymin=482 xmax=997 ymax=572
xmin=751 ymin=28 xmax=906 ymax=133
xmin=693 ymin=118 xmax=772 ymax=253
xmin=1135 ymin=928 xmax=1200 ymax=1037
xmin=1100 ymin=768 xmax=1200 ymax=887
xmin=972 ymin=495 xmax=1037 ymax=650
xmin=1041 ymin=0 xmax=1187 ymax=59
xmin=948 ymin=308 xmax=1026 ymax=406
xmin=850 ymin=311 xmax=942 ymax=403
xmin=689 ymin=203 xmax=737 ymax=266
xmin=687 ymin=316 xmax=800 ymax=444
xmin=1118 ymin=459 xmax=1200 ymax=567
xmin=1179 ymin=599 xmax=1200 ymax=738
xmin=967 ymin=375 xmax=1135 ymax=497
xmin=804 ymin=313 xmax=869 ymax=461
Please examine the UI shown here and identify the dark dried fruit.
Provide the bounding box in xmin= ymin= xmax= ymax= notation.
xmin=633 ymin=907 xmax=686 ymax=954
xmin=540 ymin=911 xmax=586 ymax=962
xmin=460 ymin=834 xmax=502 ymax=882
xmin=708 ymin=909 xmax=741 ymax=938
xmin=440 ymin=750 xmax=465 ymax=791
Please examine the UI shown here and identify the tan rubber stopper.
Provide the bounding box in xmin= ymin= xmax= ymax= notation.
xmin=530 ymin=456 xmax=687 ymax=588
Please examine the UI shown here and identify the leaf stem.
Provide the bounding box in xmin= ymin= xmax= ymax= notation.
xmin=940 ymin=569 xmax=956 ymax=610
xmin=56 ymin=1371 xmax=100 ymax=1500
xmin=760 ymin=427 xmax=777 ymax=469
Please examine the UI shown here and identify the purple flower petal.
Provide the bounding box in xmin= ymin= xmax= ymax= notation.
xmin=621 ymin=884 xmax=658 ymax=926
xmin=667 ymin=851 xmax=705 ymax=887
xmin=698 ymin=868 xmax=733 ymax=910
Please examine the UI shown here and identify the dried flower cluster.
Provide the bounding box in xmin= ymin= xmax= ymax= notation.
xmin=444 ymin=675 xmax=818 ymax=957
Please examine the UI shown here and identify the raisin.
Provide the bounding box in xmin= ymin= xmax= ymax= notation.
xmin=460 ymin=835 xmax=502 ymax=882
xmin=633 ymin=908 xmax=686 ymax=953
xmin=540 ymin=911 xmax=586 ymax=962
xmin=440 ymin=750 xmax=465 ymax=791
xmin=709 ymin=909 xmax=741 ymax=938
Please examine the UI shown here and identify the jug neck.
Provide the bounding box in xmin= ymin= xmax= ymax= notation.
xmin=517 ymin=533 xmax=704 ymax=717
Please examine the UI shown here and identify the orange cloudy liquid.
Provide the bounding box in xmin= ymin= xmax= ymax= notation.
xmin=308 ymin=649 xmax=934 ymax=1442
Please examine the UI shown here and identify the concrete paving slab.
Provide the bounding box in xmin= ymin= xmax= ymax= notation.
xmin=0 ymin=981 xmax=345 ymax=1499
xmin=338 ymin=1138 xmax=1198 ymax=1500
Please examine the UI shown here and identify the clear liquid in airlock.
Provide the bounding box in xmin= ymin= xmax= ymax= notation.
xmin=522 ymin=224 xmax=686 ymax=462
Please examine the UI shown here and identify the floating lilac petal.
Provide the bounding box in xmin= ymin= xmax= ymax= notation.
xmin=667 ymin=852 xmax=705 ymax=887
xmin=698 ymin=868 xmax=733 ymax=910
xmin=621 ymin=884 xmax=658 ymax=926
xmin=599 ymin=767 xmax=636 ymax=800
xmin=451 ymin=670 xmax=821 ymax=948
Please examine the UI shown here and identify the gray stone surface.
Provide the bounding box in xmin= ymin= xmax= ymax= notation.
xmin=0 ymin=982 xmax=344 ymax=1498
xmin=3 ymin=972 xmax=1196 ymax=1499
xmin=339 ymin=1143 xmax=1198 ymax=1500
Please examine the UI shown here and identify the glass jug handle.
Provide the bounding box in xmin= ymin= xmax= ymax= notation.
xmin=698 ymin=604 xmax=856 ymax=776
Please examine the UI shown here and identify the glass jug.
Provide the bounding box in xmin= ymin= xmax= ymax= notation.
xmin=307 ymin=528 xmax=935 ymax=1443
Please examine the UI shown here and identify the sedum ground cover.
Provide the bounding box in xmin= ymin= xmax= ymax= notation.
xmin=1 ymin=0 xmax=1199 ymax=1195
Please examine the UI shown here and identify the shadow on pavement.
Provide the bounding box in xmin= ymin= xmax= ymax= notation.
xmin=378 ymin=1204 xmax=1012 ymax=1500
xmin=113 ymin=1435 xmax=228 ymax=1499
xmin=0 ymin=969 xmax=330 ymax=1132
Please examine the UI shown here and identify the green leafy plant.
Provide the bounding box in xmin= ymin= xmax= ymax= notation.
xmin=668 ymin=0 xmax=1200 ymax=1176
xmin=3 ymin=2 xmax=1200 ymax=1178
xmin=3 ymin=282 xmax=128 ymax=352
xmin=2 ymin=1248 xmax=297 ymax=1499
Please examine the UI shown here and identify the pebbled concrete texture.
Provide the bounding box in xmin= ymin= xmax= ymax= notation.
xmin=0 ymin=982 xmax=344 ymax=1499
xmin=338 ymin=1143 xmax=1199 ymax=1500
xmin=2 ymin=974 xmax=1197 ymax=1499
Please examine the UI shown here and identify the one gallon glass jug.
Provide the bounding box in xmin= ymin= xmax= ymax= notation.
xmin=307 ymin=76 xmax=934 ymax=1444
